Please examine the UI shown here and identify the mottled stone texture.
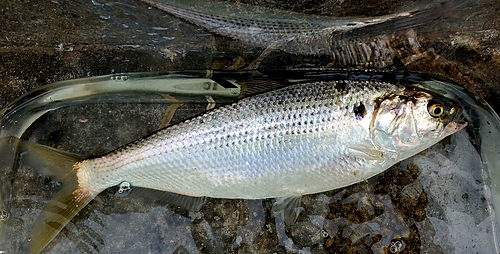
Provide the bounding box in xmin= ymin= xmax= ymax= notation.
xmin=0 ymin=0 xmax=499 ymax=253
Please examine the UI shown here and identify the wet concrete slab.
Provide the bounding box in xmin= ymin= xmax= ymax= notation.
xmin=1 ymin=0 xmax=499 ymax=253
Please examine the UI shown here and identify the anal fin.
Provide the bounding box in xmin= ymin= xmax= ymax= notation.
xmin=272 ymin=196 xmax=303 ymax=226
xmin=128 ymin=187 xmax=206 ymax=213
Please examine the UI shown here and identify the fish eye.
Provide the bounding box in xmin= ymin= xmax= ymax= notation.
xmin=427 ymin=102 xmax=444 ymax=118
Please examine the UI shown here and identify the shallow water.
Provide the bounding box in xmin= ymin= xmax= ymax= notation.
xmin=0 ymin=71 xmax=499 ymax=253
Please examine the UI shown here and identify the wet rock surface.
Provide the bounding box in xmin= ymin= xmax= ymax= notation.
xmin=0 ymin=0 xmax=499 ymax=253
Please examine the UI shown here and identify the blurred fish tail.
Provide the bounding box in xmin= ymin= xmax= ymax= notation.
xmin=12 ymin=137 xmax=92 ymax=254
xmin=389 ymin=0 xmax=475 ymax=32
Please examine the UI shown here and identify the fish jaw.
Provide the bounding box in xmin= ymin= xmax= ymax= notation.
xmin=442 ymin=121 xmax=468 ymax=138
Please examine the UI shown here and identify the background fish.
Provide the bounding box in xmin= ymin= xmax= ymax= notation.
xmin=140 ymin=0 xmax=473 ymax=69
xmin=17 ymin=79 xmax=465 ymax=253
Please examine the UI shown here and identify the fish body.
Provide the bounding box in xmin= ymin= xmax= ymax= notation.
xmin=22 ymin=80 xmax=466 ymax=253
xmin=78 ymin=80 xmax=398 ymax=199
xmin=140 ymin=0 xmax=413 ymax=48
xmin=140 ymin=0 xmax=403 ymax=67
xmin=140 ymin=0 xmax=468 ymax=68
xmin=76 ymin=80 xmax=465 ymax=200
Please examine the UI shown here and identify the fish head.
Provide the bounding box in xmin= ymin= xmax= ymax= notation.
xmin=370 ymin=89 xmax=467 ymax=159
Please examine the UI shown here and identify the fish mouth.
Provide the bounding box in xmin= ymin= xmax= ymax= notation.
xmin=443 ymin=119 xmax=467 ymax=136
xmin=452 ymin=121 xmax=468 ymax=131
xmin=448 ymin=107 xmax=468 ymax=132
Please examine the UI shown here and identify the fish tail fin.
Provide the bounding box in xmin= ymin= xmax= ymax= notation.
xmin=10 ymin=137 xmax=93 ymax=254
xmin=390 ymin=0 xmax=474 ymax=32
xmin=342 ymin=0 xmax=473 ymax=39
xmin=25 ymin=184 xmax=93 ymax=254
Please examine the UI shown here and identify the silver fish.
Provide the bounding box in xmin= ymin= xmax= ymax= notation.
xmin=140 ymin=0 xmax=469 ymax=68
xmin=141 ymin=0 xmax=416 ymax=48
xmin=18 ymin=80 xmax=465 ymax=253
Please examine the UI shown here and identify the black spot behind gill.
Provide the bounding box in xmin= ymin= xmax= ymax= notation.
xmin=353 ymin=102 xmax=366 ymax=120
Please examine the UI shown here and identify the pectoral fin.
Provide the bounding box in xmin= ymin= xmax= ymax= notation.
xmin=348 ymin=147 xmax=384 ymax=160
